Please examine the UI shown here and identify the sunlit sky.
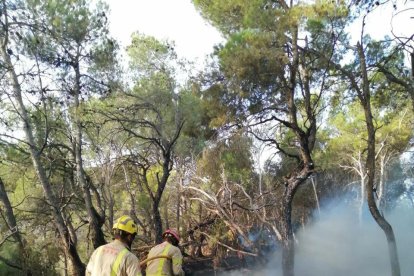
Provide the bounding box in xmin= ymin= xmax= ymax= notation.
xmin=350 ymin=1 xmax=414 ymax=43
xmin=105 ymin=0 xmax=413 ymax=65
xmin=105 ymin=0 xmax=224 ymax=64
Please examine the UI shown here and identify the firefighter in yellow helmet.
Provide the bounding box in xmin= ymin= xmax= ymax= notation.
xmin=86 ymin=215 xmax=142 ymax=276
xmin=146 ymin=229 xmax=185 ymax=276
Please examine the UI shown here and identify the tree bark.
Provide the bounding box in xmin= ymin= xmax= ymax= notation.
xmin=357 ymin=42 xmax=401 ymax=276
xmin=72 ymin=63 xmax=106 ymax=249
xmin=176 ymin=176 xmax=183 ymax=230
xmin=280 ymin=164 xmax=314 ymax=276
xmin=310 ymin=177 xmax=320 ymax=215
xmin=153 ymin=199 xmax=163 ymax=244
xmin=280 ymin=189 xmax=295 ymax=276
xmin=278 ymin=22 xmax=316 ymax=276
xmin=153 ymin=150 xmax=172 ymax=243
xmin=357 ymin=156 xmax=366 ymax=223
xmin=377 ymin=154 xmax=388 ymax=210
xmin=0 ymin=178 xmax=31 ymax=274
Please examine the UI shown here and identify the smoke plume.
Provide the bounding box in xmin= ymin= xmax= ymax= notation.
xmin=221 ymin=197 xmax=414 ymax=275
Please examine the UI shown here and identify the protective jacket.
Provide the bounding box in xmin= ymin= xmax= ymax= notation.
xmin=86 ymin=239 xmax=142 ymax=276
xmin=146 ymin=241 xmax=185 ymax=276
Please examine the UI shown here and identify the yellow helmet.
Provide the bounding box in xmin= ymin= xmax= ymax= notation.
xmin=113 ymin=215 xmax=137 ymax=235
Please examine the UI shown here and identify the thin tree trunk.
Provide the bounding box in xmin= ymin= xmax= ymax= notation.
xmin=280 ymin=24 xmax=299 ymax=276
xmin=72 ymin=64 xmax=106 ymax=249
xmin=280 ymin=193 xmax=295 ymax=276
xmin=153 ymin=199 xmax=163 ymax=243
xmin=0 ymin=178 xmax=31 ymax=275
xmin=280 ymin=167 xmax=314 ymax=276
xmin=310 ymin=177 xmax=320 ymax=215
xmin=1 ymin=45 xmax=85 ymax=275
xmin=378 ymin=155 xmax=386 ymax=210
xmin=357 ymin=42 xmax=401 ymax=276
xmin=153 ymin=151 xmax=172 ymax=243
xmin=176 ymin=177 xmax=182 ymax=230
xmin=359 ymin=171 xmax=366 ymax=223
xmin=164 ymin=199 xmax=170 ymax=229
xmin=278 ymin=21 xmax=316 ymax=276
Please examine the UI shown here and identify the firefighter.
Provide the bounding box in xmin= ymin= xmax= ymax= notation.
xmin=145 ymin=229 xmax=185 ymax=276
xmin=86 ymin=215 xmax=142 ymax=276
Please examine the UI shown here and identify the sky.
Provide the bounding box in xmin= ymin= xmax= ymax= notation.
xmin=105 ymin=0 xmax=224 ymax=65
xmin=104 ymin=0 xmax=413 ymax=69
xmin=350 ymin=1 xmax=414 ymax=42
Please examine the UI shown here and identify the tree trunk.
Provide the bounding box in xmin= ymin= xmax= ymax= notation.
xmin=378 ymin=154 xmax=386 ymax=210
xmin=72 ymin=64 xmax=106 ymax=249
xmin=0 ymin=178 xmax=31 ymax=274
xmin=278 ymin=22 xmax=316 ymax=276
xmin=280 ymin=192 xmax=295 ymax=276
xmin=358 ymin=168 xmax=366 ymax=223
xmin=153 ymin=199 xmax=163 ymax=243
xmin=280 ymin=165 xmax=313 ymax=276
xmin=153 ymin=152 xmax=172 ymax=243
xmin=1 ymin=45 xmax=85 ymax=276
xmin=310 ymin=177 xmax=320 ymax=215
xmin=164 ymin=200 xmax=170 ymax=230
xmin=176 ymin=177 xmax=182 ymax=230
xmin=357 ymin=42 xmax=401 ymax=276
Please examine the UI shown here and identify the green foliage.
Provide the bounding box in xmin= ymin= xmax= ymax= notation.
xmin=198 ymin=132 xmax=254 ymax=188
xmin=192 ymin=0 xmax=251 ymax=35
xmin=0 ymin=242 xmax=60 ymax=275
xmin=194 ymin=0 xmax=351 ymax=132
xmin=317 ymin=96 xmax=413 ymax=173
xmin=127 ymin=33 xmax=177 ymax=77
xmin=218 ymin=28 xmax=287 ymax=92
xmin=0 ymin=243 xmax=21 ymax=275
xmin=175 ymin=89 xmax=215 ymax=156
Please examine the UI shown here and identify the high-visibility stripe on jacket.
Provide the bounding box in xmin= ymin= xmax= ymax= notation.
xmin=86 ymin=240 xmax=142 ymax=276
xmin=111 ymin=248 xmax=129 ymax=276
xmin=146 ymin=241 xmax=185 ymax=276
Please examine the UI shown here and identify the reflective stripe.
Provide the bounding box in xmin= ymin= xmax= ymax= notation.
xmin=111 ymin=248 xmax=129 ymax=276
xmin=156 ymin=243 xmax=172 ymax=275
xmin=119 ymin=217 xmax=133 ymax=225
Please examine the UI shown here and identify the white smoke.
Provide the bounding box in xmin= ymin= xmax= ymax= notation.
xmin=220 ymin=198 xmax=414 ymax=276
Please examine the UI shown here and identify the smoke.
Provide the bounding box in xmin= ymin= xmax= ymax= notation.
xmin=220 ymin=197 xmax=414 ymax=276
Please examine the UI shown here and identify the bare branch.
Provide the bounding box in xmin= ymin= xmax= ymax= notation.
xmin=199 ymin=231 xmax=258 ymax=257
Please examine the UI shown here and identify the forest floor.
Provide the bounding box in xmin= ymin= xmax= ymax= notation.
xmin=183 ymin=255 xmax=261 ymax=275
